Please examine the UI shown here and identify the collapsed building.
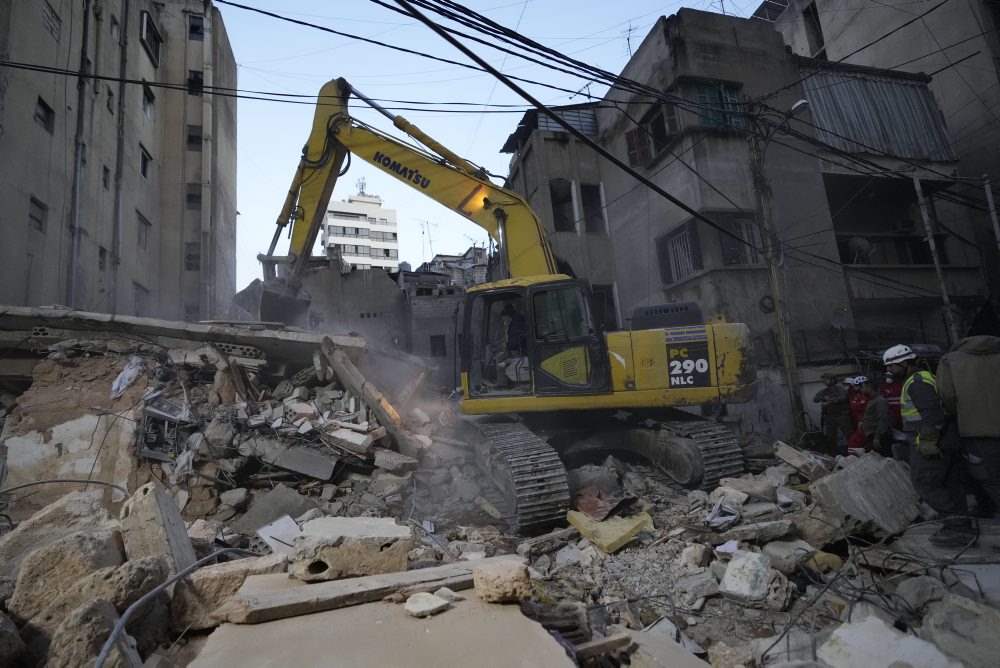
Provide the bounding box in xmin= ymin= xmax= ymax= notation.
xmin=0 ymin=306 xmax=997 ymax=666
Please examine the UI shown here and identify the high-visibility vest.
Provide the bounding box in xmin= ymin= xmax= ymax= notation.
xmin=901 ymin=370 xmax=938 ymax=428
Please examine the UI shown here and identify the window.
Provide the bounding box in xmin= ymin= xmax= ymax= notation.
xmin=186 ymin=183 xmax=202 ymax=210
xmin=139 ymin=11 xmax=162 ymax=67
xmin=142 ymin=83 xmax=155 ymax=120
xmin=550 ymin=178 xmax=575 ymax=232
xmin=133 ymin=282 xmax=150 ymax=317
xmin=803 ymin=1 xmax=827 ymax=59
xmin=28 ymin=197 xmax=48 ymax=232
xmin=718 ymin=215 xmax=764 ymax=265
xmin=34 ymin=97 xmax=54 ymax=133
xmin=139 ymin=145 xmax=152 ymax=179
xmin=186 ymin=124 xmax=202 ymax=151
xmin=41 ymin=1 xmax=61 ymax=41
xmin=187 ymin=70 xmax=204 ymax=96
xmin=696 ymin=83 xmax=743 ymax=130
xmin=103 ymin=165 xmax=110 ymax=189
xmin=581 ymin=184 xmax=605 ymax=235
xmin=184 ymin=242 xmax=201 ymax=271
xmin=625 ymin=105 xmax=680 ymax=167
xmin=189 ymin=14 xmax=205 ymax=41
xmin=430 ymin=335 xmax=447 ymax=357
xmin=531 ymin=288 xmax=591 ymax=339
xmin=657 ymin=222 xmax=702 ymax=284
xmin=137 ymin=212 xmax=151 ymax=250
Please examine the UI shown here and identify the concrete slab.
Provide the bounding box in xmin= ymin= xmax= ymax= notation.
xmin=809 ymin=453 xmax=918 ymax=536
xmin=190 ymin=594 xmax=574 ymax=668
xmin=230 ymin=485 xmax=319 ymax=535
xmin=567 ymin=510 xmax=652 ymax=554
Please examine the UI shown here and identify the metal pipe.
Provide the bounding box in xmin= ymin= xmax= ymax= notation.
xmin=912 ymin=175 xmax=958 ymax=343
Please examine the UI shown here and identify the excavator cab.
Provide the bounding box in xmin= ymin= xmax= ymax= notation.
xmin=462 ymin=278 xmax=610 ymax=400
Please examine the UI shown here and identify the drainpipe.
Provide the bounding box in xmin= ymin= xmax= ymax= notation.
xmin=109 ymin=0 xmax=129 ymax=313
xmin=67 ymin=0 xmax=94 ymax=308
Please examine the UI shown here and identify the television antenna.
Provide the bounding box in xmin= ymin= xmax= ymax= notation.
xmin=417 ymin=219 xmax=437 ymax=262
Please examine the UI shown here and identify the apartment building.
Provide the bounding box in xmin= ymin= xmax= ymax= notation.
xmin=321 ymin=193 xmax=400 ymax=271
xmin=500 ymin=9 xmax=988 ymax=437
xmin=0 ymin=0 xmax=237 ymax=320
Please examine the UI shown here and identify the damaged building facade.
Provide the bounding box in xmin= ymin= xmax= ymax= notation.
xmin=500 ymin=9 xmax=989 ymax=437
xmin=0 ymin=0 xmax=238 ymax=321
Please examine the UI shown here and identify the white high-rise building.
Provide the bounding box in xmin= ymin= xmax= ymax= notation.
xmin=321 ymin=194 xmax=399 ymax=271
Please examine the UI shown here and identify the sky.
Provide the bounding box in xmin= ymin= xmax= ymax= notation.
xmin=219 ymin=0 xmax=754 ymax=289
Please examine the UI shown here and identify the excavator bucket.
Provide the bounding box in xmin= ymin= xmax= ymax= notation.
xmin=258 ymin=280 xmax=312 ymax=328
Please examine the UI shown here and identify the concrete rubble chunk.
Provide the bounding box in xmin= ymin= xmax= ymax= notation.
xmin=675 ymin=571 xmax=719 ymax=604
xmin=676 ymin=543 xmax=711 ymax=571
xmin=45 ymin=599 xmax=142 ymax=668
xmin=895 ymin=575 xmax=949 ymax=616
xmin=0 ymin=490 xmax=117 ymax=579
xmin=712 ymin=519 xmax=791 ymax=545
xmin=708 ymin=640 xmax=755 ymax=668
xmin=219 ymin=487 xmax=249 ymax=509
xmin=434 ymin=587 xmax=465 ymax=602
xmin=762 ymin=539 xmax=816 ymax=574
xmin=708 ymin=486 xmax=749 ymax=506
xmin=201 ymin=419 xmax=236 ymax=457
xmin=473 ymin=561 xmax=532 ymax=603
xmin=20 ymin=556 xmax=169 ymax=657
xmin=719 ymin=551 xmax=791 ymax=610
xmin=0 ymin=611 xmax=26 ymax=666
xmin=554 ymin=544 xmax=582 ymax=568
xmin=718 ymin=477 xmax=777 ymax=501
xmin=403 ymin=592 xmax=451 ymax=618
xmin=773 ymin=441 xmax=828 ymax=481
xmin=120 ymin=483 xmax=197 ymax=576
xmin=237 ymin=437 xmax=335 ymax=481
xmin=818 ymin=615 xmax=960 ymax=668
xmin=230 ymin=484 xmax=320 ymax=535
xmin=290 ymin=517 xmax=412 ymax=582
xmin=764 ymin=465 xmax=796 ymax=487
xmin=786 ymin=503 xmax=843 ymax=548
xmin=754 ymin=629 xmax=826 ymax=665
xmin=808 ymin=453 xmax=919 ymax=536
xmin=171 ymin=555 xmax=287 ymax=632
xmin=7 ymin=529 xmax=124 ymax=622
xmin=921 ymin=594 xmax=1000 ymax=667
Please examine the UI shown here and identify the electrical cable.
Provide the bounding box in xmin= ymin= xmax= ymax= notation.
xmin=93 ymin=547 xmax=260 ymax=668
xmin=0 ymin=478 xmax=130 ymax=497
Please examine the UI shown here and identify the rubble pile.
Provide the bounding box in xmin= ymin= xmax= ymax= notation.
xmin=0 ymin=315 xmax=997 ymax=666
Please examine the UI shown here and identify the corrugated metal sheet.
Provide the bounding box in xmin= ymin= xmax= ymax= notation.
xmin=802 ymin=69 xmax=955 ymax=162
xmin=538 ymin=107 xmax=598 ymax=136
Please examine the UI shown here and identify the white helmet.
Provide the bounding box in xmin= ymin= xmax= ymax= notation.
xmin=882 ymin=344 xmax=916 ymax=365
xmin=853 ymin=375 xmax=869 ymax=385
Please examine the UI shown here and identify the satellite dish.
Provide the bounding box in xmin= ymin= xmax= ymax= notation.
xmin=847 ymin=236 xmax=873 ymax=264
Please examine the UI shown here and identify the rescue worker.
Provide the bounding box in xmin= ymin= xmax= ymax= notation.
xmin=884 ymin=344 xmax=972 ymax=546
xmin=847 ymin=376 xmax=869 ymax=431
xmin=880 ymin=371 xmax=904 ymax=431
xmin=859 ymin=378 xmax=891 ymax=456
xmin=813 ymin=374 xmax=852 ymax=455
xmin=937 ymin=335 xmax=1000 ymax=514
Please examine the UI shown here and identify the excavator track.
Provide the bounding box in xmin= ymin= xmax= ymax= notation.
xmin=465 ymin=417 xmax=570 ymax=535
xmin=657 ymin=421 xmax=745 ymax=489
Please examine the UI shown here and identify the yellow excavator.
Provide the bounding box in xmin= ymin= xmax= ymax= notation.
xmin=259 ymin=78 xmax=756 ymax=533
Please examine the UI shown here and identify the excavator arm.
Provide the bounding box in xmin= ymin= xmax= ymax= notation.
xmin=259 ymin=77 xmax=558 ymax=324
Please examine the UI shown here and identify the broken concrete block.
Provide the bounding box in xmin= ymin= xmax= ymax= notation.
xmin=675 ymin=571 xmax=719 ymax=604
xmin=237 ymin=437 xmax=336 ymax=481
xmin=171 ymin=555 xmax=287 ymax=632
xmin=762 ymin=539 xmax=815 ymax=574
xmin=808 ymin=453 xmax=918 ymax=536
xmin=708 ymin=486 xmax=749 ymax=506
xmin=0 ymin=490 xmax=117 ymax=579
xmin=324 ymin=427 xmax=379 ymax=455
xmin=754 ymin=629 xmax=826 ymax=664
xmin=776 ymin=486 xmax=808 ymax=512
xmin=187 ymin=519 xmax=223 ymax=559
xmin=718 ymin=477 xmax=777 ymax=501
xmin=763 ymin=465 xmax=796 ymax=487
xmin=554 ymin=545 xmax=582 ymax=569
xmin=895 ymin=575 xmax=948 ymax=616
xmin=219 ymin=487 xmax=249 ymax=510
xmin=708 ymin=640 xmax=755 ymax=668
xmin=818 ymin=615 xmax=960 ymax=668
xmin=404 ymin=592 xmax=451 ymax=618
xmin=773 ymin=441 xmax=828 ymax=481
xmin=434 ymin=587 xmax=465 ymax=602
xmin=921 ymin=594 xmax=1000 ymax=667
xmin=230 ymin=484 xmax=320 ymax=535
xmin=202 ymin=419 xmax=236 ymax=456
xmin=676 ymin=543 xmax=711 ymax=572
xmin=7 ymin=529 xmax=124 ymax=622
xmin=45 ymin=599 xmax=142 ymax=668
xmin=719 ymin=551 xmax=791 ymax=610
xmin=284 ymin=401 xmax=316 ymax=419
xmin=290 ymin=517 xmax=412 ymax=582
xmin=786 ymin=503 xmax=843 ymax=548
xmin=0 ymin=611 xmax=26 ymax=666
xmin=473 ymin=561 xmax=532 ymax=603
xmin=120 ymin=484 xmax=196 ymax=576
xmin=567 ymin=510 xmax=652 ymax=554
xmin=712 ymin=519 xmax=791 ymax=545
xmin=373 ymin=447 xmax=418 ymax=472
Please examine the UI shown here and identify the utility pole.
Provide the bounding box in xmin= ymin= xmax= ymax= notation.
xmin=912 ymin=176 xmax=959 ymax=344
xmin=748 ymin=120 xmax=807 ymax=433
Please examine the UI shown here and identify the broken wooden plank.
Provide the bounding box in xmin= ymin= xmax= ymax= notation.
xmin=215 ymin=555 xmax=523 ymax=624
xmin=574 ymin=632 xmax=633 ymax=660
